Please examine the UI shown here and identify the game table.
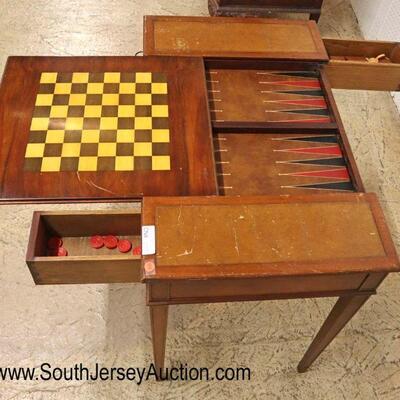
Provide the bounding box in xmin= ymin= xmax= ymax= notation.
xmin=0 ymin=16 xmax=399 ymax=375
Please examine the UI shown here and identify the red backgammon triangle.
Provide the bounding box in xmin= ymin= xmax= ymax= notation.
xmin=285 ymin=168 xmax=350 ymax=179
xmin=277 ymin=145 xmax=343 ymax=156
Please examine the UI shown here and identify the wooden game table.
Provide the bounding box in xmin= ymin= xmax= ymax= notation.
xmin=0 ymin=16 xmax=398 ymax=374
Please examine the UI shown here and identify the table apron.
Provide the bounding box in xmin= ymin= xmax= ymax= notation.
xmin=146 ymin=272 xmax=377 ymax=305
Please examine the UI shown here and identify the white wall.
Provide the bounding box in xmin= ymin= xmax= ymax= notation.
xmin=351 ymin=0 xmax=400 ymax=112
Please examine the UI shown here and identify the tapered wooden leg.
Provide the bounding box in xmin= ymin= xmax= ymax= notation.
xmin=150 ymin=305 xmax=169 ymax=376
xmin=297 ymin=294 xmax=371 ymax=373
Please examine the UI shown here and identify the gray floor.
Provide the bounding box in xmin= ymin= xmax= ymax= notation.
xmin=1 ymin=0 xmax=400 ymax=399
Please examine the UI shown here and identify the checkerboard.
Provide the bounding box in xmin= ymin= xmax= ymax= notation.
xmin=24 ymin=72 xmax=170 ymax=172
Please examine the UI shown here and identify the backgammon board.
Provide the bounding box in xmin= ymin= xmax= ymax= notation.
xmin=214 ymin=133 xmax=354 ymax=195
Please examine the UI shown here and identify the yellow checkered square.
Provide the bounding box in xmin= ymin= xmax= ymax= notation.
xmin=134 ymin=117 xmax=152 ymax=130
xmin=78 ymin=157 xmax=97 ymax=171
xmin=135 ymin=94 xmax=152 ymax=105
xmin=61 ymin=143 xmax=81 ymax=157
xmin=100 ymin=117 xmax=118 ymax=130
xmin=104 ymin=72 xmax=120 ymax=83
xmin=118 ymin=105 xmax=135 ymax=117
xmin=98 ymin=142 xmax=117 ymax=156
xmin=81 ymin=130 xmax=100 ymax=143
xmin=115 ymin=156 xmax=134 ymax=171
xmin=41 ymin=157 xmax=61 ymax=172
xmin=25 ymin=143 xmax=45 ymax=158
xmin=119 ymin=83 xmax=136 ymax=94
xmin=72 ymin=72 xmax=89 ymax=83
xmin=35 ymin=94 xmax=53 ymax=106
xmin=136 ymin=72 xmax=152 ymax=83
xmin=54 ymin=83 xmax=72 ymax=94
xmin=69 ymin=94 xmax=86 ymax=105
xmin=40 ymin=72 xmax=57 ymax=84
xmin=134 ymin=142 xmax=152 ymax=156
xmin=151 ymin=83 xmax=168 ymax=94
xmin=152 ymin=129 xmax=170 ymax=143
xmin=117 ymin=130 xmax=134 ymax=142
xmin=65 ymin=118 xmax=84 ymax=130
xmin=50 ymin=106 xmax=68 ymax=118
xmin=46 ymin=130 xmax=65 ymax=143
xmin=152 ymin=156 xmax=170 ymax=170
xmin=87 ymin=83 xmax=104 ymax=94
xmin=30 ymin=118 xmax=49 ymax=131
xmin=152 ymin=105 xmax=168 ymax=117
xmin=84 ymin=105 xmax=102 ymax=118
xmin=102 ymin=94 xmax=119 ymax=105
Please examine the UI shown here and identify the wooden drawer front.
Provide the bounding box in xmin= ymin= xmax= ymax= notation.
xmin=149 ymin=273 xmax=368 ymax=304
xmin=26 ymin=209 xmax=142 ymax=285
xmin=324 ymin=38 xmax=400 ymax=91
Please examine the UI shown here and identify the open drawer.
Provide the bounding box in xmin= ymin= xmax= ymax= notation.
xmin=26 ymin=193 xmax=400 ymax=286
xmin=26 ymin=209 xmax=142 ymax=284
xmin=323 ymin=38 xmax=400 ymax=91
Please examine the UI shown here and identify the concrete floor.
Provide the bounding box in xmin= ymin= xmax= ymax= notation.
xmin=1 ymin=0 xmax=400 ymax=399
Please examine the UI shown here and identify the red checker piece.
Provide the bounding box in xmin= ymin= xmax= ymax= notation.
xmin=47 ymin=247 xmax=68 ymax=257
xmin=57 ymin=247 xmax=68 ymax=257
xmin=90 ymin=235 xmax=104 ymax=249
xmin=132 ymin=246 xmax=141 ymax=256
xmin=104 ymin=235 xmax=119 ymax=249
xmin=118 ymin=239 xmax=132 ymax=253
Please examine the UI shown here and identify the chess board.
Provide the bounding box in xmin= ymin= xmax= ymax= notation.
xmin=25 ymin=71 xmax=170 ymax=172
xmin=0 ymin=56 xmax=216 ymax=202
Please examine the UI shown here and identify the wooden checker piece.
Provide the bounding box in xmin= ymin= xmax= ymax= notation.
xmin=0 ymin=57 xmax=217 ymax=202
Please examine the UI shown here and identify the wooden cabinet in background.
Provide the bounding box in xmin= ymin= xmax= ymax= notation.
xmin=208 ymin=0 xmax=324 ymax=22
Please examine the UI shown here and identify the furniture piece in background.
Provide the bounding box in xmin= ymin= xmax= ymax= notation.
xmin=208 ymin=0 xmax=324 ymax=22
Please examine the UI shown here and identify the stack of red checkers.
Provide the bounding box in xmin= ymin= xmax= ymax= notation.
xmin=47 ymin=237 xmax=68 ymax=257
xmin=89 ymin=235 xmax=138 ymax=254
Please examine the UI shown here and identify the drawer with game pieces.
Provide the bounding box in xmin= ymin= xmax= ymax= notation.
xmin=26 ymin=208 xmax=144 ymax=284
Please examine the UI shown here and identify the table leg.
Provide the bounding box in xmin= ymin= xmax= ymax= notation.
xmin=297 ymin=294 xmax=371 ymax=372
xmin=150 ymin=305 xmax=169 ymax=375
